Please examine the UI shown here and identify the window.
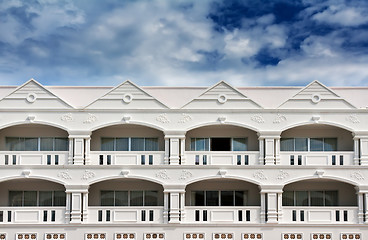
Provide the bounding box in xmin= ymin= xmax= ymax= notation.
xmin=280 ymin=138 xmax=337 ymax=151
xmin=6 ymin=137 xmax=68 ymax=151
xmin=100 ymin=190 xmax=159 ymax=206
xmin=190 ymin=191 xmax=247 ymax=206
xmin=282 ymin=191 xmax=338 ymax=206
xmin=190 ymin=138 xmax=248 ymax=151
xmin=8 ymin=191 xmax=66 ymax=206
xmin=101 ymin=138 xmax=159 ymax=151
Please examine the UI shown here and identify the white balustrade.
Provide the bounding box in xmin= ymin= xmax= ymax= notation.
xmin=185 ymin=151 xmax=260 ymax=165
xmin=185 ymin=206 xmax=261 ymax=223
xmin=90 ymin=151 xmax=165 ymax=165
xmin=279 ymin=152 xmax=354 ymax=166
xmin=0 ymin=151 xmax=68 ymax=165
xmin=0 ymin=207 xmax=66 ymax=224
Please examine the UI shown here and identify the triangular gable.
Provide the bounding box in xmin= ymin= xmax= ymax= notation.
xmin=278 ymin=80 xmax=357 ymax=109
xmin=181 ymin=81 xmax=262 ymax=109
xmin=85 ymin=80 xmax=169 ymax=109
xmin=0 ymin=79 xmax=74 ymax=109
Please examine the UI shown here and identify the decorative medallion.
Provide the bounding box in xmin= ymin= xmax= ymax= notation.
xmin=351 ymin=171 xmax=365 ymax=181
xmin=311 ymin=115 xmax=320 ymax=123
xmin=315 ymin=170 xmax=325 ymax=178
xmin=156 ymin=170 xmax=170 ymax=180
xmin=156 ymin=114 xmax=170 ymax=124
xmin=122 ymin=93 xmax=133 ymax=103
xmin=273 ymin=114 xmax=287 ymax=124
xmin=27 ymin=115 xmax=36 ymax=122
xmin=251 ymin=115 xmax=265 ymax=123
xmin=243 ymin=233 xmax=263 ymax=240
xmin=218 ymin=170 xmax=227 ymax=178
xmin=26 ymin=93 xmax=37 ymax=103
xmin=83 ymin=113 xmax=98 ymax=124
xmin=311 ymin=94 xmax=321 ymax=104
xmin=178 ymin=170 xmax=193 ymax=180
xmin=121 ymin=170 xmax=130 ymax=177
xmin=178 ymin=113 xmax=193 ymax=123
xmin=22 ymin=170 xmax=31 ymax=178
xmin=122 ymin=115 xmax=131 ymax=123
xmin=218 ymin=116 xmax=227 ymax=124
xmin=81 ymin=170 xmax=95 ymax=180
xmin=58 ymin=170 xmax=72 ymax=180
xmin=340 ymin=233 xmax=361 ymax=240
xmin=61 ymin=113 xmax=73 ymax=122
xmin=217 ymin=94 xmax=228 ymax=104
xmin=276 ymin=170 xmax=289 ymax=180
xmin=346 ymin=115 xmax=360 ymax=124
xmin=253 ymin=170 xmax=267 ymax=180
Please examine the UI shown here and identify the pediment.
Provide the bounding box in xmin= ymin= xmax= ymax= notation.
xmin=85 ymin=80 xmax=169 ymax=109
xmin=278 ymin=80 xmax=357 ymax=109
xmin=181 ymin=81 xmax=262 ymax=109
xmin=0 ymin=79 xmax=74 ymax=109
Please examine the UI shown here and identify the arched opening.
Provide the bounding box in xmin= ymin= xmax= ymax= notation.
xmin=186 ymin=125 xmax=259 ymax=165
xmin=0 ymin=124 xmax=69 ymax=165
xmin=280 ymin=124 xmax=354 ymax=165
xmin=88 ymin=179 xmax=164 ymax=223
xmin=90 ymin=124 xmax=165 ymax=165
xmin=0 ymin=179 xmax=66 ymax=223
xmin=282 ymin=179 xmax=357 ymax=223
xmin=185 ymin=179 xmax=260 ymax=223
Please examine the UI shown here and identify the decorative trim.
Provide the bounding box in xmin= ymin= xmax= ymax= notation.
xmin=217 ymin=94 xmax=228 ymax=104
xmin=27 ymin=115 xmax=36 ymax=122
xmin=26 ymin=93 xmax=37 ymax=103
xmin=184 ymin=233 xmax=205 ymax=239
xmin=351 ymin=171 xmax=365 ymax=181
xmin=0 ymin=233 xmax=6 ymax=240
xmin=156 ymin=114 xmax=170 ymax=124
xmin=311 ymin=115 xmax=320 ymax=123
xmin=346 ymin=114 xmax=360 ymax=124
xmin=81 ymin=170 xmax=95 ymax=180
xmin=340 ymin=233 xmax=361 ymax=240
xmin=122 ymin=93 xmax=133 ymax=103
xmin=282 ymin=233 xmax=302 ymax=240
xmin=144 ymin=233 xmax=165 ymax=240
xmin=276 ymin=170 xmax=289 ymax=180
xmin=156 ymin=170 xmax=170 ymax=180
xmin=251 ymin=115 xmax=265 ymax=123
xmin=243 ymin=233 xmax=262 ymax=240
xmin=85 ymin=233 xmax=106 ymax=240
xmin=83 ymin=113 xmax=98 ymax=124
xmin=315 ymin=170 xmax=325 ymax=178
xmin=22 ymin=170 xmax=31 ymax=178
xmin=253 ymin=170 xmax=267 ymax=180
xmin=179 ymin=170 xmax=192 ymax=180
xmin=121 ymin=170 xmax=130 ymax=177
xmin=218 ymin=116 xmax=227 ymax=124
xmin=115 ymin=233 xmax=136 ymax=240
xmin=58 ymin=170 xmax=72 ymax=180
xmin=45 ymin=233 xmax=66 ymax=239
xmin=178 ymin=113 xmax=193 ymax=123
xmin=17 ymin=233 xmax=37 ymax=240
xmin=61 ymin=113 xmax=73 ymax=122
xmin=311 ymin=233 xmax=331 ymax=240
xmin=213 ymin=233 xmax=233 ymax=240
xmin=218 ymin=170 xmax=227 ymax=178
xmin=122 ymin=115 xmax=131 ymax=123
xmin=311 ymin=94 xmax=321 ymax=103
xmin=273 ymin=114 xmax=287 ymax=124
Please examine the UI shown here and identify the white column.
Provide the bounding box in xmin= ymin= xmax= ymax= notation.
xmin=82 ymin=192 xmax=89 ymax=221
xmin=180 ymin=138 xmax=186 ymax=165
xmin=70 ymin=192 xmax=83 ymax=223
xmin=169 ymin=138 xmax=180 ymax=165
xmin=354 ymin=137 xmax=360 ymax=165
xmin=68 ymin=138 xmax=73 ymax=165
xmin=258 ymin=138 xmax=264 ymax=165
xmin=163 ymin=192 xmax=169 ymax=223
xmin=357 ymin=190 xmax=364 ymax=224
xmin=65 ymin=192 xmax=71 ymax=223
xmin=277 ymin=192 xmax=283 ymax=221
xmin=84 ymin=138 xmax=91 ymax=165
xmin=364 ymin=193 xmax=368 ymax=223
xmin=266 ymin=192 xmax=278 ymax=223
xmin=164 ymin=138 xmax=170 ymax=165
xmin=260 ymin=192 xmax=266 ymax=223
xmin=275 ymin=138 xmax=280 ymax=165
xmin=169 ymin=192 xmax=180 ymax=223
xmin=73 ymin=138 xmax=85 ymax=165
xmin=180 ymin=192 xmax=185 ymax=221
xmin=360 ymin=137 xmax=368 ymax=166
xmin=264 ymin=138 xmax=275 ymax=165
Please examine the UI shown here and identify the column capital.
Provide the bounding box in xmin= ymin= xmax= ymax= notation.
xmin=164 ymin=130 xmax=186 ymax=139
xmin=257 ymin=131 xmax=281 ymax=139
xmin=259 ymin=185 xmax=284 ymax=193
xmin=65 ymin=185 xmax=89 ymax=193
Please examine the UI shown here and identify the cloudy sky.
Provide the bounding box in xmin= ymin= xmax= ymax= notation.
xmin=1 ymin=0 xmax=368 ymax=87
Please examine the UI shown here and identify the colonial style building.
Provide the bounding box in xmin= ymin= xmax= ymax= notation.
xmin=0 ymin=79 xmax=367 ymax=240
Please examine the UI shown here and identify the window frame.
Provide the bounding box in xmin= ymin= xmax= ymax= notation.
xmin=6 ymin=137 xmax=69 ymax=151
xmin=100 ymin=137 xmax=159 ymax=151
xmin=190 ymin=138 xmax=248 ymax=151
xmin=280 ymin=138 xmax=338 ymax=152
xmin=282 ymin=190 xmax=339 ymax=206
xmin=190 ymin=190 xmax=248 ymax=206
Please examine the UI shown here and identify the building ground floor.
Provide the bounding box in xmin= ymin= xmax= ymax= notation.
xmin=0 ymin=224 xmax=366 ymax=240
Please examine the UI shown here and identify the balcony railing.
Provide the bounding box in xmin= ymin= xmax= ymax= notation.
xmin=185 ymin=151 xmax=260 ymax=165
xmin=0 ymin=207 xmax=66 ymax=224
xmin=282 ymin=206 xmax=358 ymax=224
xmin=88 ymin=206 xmax=164 ymax=223
xmin=0 ymin=151 xmax=68 ymax=165
xmin=185 ymin=206 xmax=261 ymax=223
xmin=90 ymin=151 xmax=165 ymax=165
xmin=279 ymin=151 xmax=354 ymax=166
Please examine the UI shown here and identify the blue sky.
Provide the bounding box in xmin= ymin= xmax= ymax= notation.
xmin=1 ymin=0 xmax=368 ymax=86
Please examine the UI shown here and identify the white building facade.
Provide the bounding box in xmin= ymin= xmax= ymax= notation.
xmin=0 ymin=79 xmax=367 ymax=240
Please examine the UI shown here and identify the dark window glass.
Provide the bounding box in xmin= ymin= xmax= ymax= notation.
xmin=39 ymin=191 xmax=52 ymax=206
xmin=295 ymin=138 xmax=308 ymax=151
xmin=54 ymin=191 xmax=66 ymax=206
xmin=54 ymin=138 xmax=68 ymax=151
xmin=115 ymin=191 xmax=128 ymax=206
xmin=295 ymin=191 xmax=309 ymax=206
xmin=40 ymin=138 xmax=53 ymax=151
xmin=280 ymin=138 xmax=294 ymax=151
xmin=232 ymin=138 xmax=247 ymax=151
xmin=191 ymin=191 xmax=204 ymax=206
xmin=211 ymin=138 xmax=231 ymax=151
xmin=144 ymin=191 xmax=158 ymax=206
xmin=310 ymin=191 xmax=324 ymax=206
xmin=130 ymin=191 xmax=143 ymax=206
xmin=324 ymin=138 xmax=337 ymax=151
xmin=206 ymin=191 xmax=219 ymax=206
xmin=131 ymin=138 xmax=145 ymax=151
xmin=101 ymin=138 xmax=114 ymax=151
xmin=23 ymin=191 xmax=37 ymax=206
xmin=192 ymin=138 xmax=209 ymax=151
xmin=9 ymin=191 xmax=23 ymax=206
xmin=282 ymin=191 xmax=294 ymax=206
xmin=235 ymin=191 xmax=246 ymax=206
xmin=116 ymin=138 xmax=129 ymax=151
xmin=145 ymin=138 xmax=158 ymax=151
xmin=325 ymin=191 xmax=338 ymax=206
xmin=310 ymin=138 xmax=323 ymax=151
xmin=221 ymin=191 xmax=234 ymax=206
xmin=101 ymin=191 xmax=114 ymax=206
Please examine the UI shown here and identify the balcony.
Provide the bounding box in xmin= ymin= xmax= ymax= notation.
xmin=0 ymin=151 xmax=69 ymax=165
xmin=282 ymin=206 xmax=358 ymax=224
xmin=279 ymin=151 xmax=354 ymax=166
xmin=88 ymin=206 xmax=164 ymax=223
xmin=90 ymin=151 xmax=165 ymax=165
xmin=185 ymin=151 xmax=260 ymax=165
xmin=185 ymin=206 xmax=261 ymax=223
xmin=0 ymin=207 xmax=66 ymax=224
